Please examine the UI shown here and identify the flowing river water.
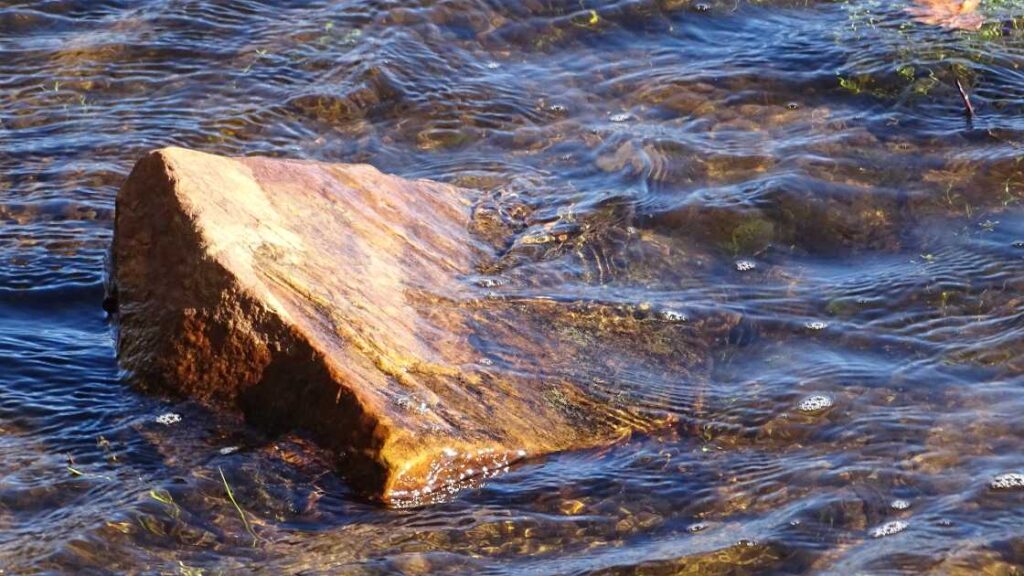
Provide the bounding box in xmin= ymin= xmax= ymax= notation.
xmin=2 ymin=0 xmax=1024 ymax=573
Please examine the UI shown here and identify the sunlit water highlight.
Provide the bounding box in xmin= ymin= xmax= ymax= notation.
xmin=2 ymin=0 xmax=1024 ymax=573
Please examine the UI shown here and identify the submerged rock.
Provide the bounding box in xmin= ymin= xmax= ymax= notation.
xmin=111 ymin=148 xmax=723 ymax=505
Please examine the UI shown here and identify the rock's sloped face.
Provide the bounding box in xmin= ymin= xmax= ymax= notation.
xmin=113 ymin=148 xmax=725 ymax=505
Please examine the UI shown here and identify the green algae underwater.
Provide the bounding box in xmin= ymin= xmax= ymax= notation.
xmin=2 ymin=0 xmax=1024 ymax=573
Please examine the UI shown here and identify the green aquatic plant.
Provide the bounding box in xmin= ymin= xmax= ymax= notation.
xmin=178 ymin=561 xmax=204 ymax=576
xmin=96 ymin=435 xmax=118 ymax=463
xmin=729 ymin=216 xmax=775 ymax=255
xmin=219 ymin=466 xmax=259 ymax=547
xmin=137 ymin=514 xmax=167 ymax=536
xmin=64 ymin=453 xmax=112 ymax=480
xmin=149 ymin=488 xmax=181 ymax=520
xmin=571 ymin=9 xmax=602 ymax=27
xmin=829 ymin=1 xmax=1024 ymax=103
xmin=242 ymin=49 xmax=268 ymax=74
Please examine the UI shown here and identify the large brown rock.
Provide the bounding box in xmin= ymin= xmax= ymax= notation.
xmin=111 ymin=147 xmax=727 ymax=505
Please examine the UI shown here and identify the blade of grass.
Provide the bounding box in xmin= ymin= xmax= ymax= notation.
xmin=955 ymin=78 xmax=975 ymax=118
xmin=218 ymin=466 xmax=258 ymax=547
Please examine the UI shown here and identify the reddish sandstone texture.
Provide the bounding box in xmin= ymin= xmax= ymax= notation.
xmin=111 ymin=148 xmax=701 ymax=505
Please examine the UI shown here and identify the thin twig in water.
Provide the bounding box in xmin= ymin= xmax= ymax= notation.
xmin=66 ymin=453 xmax=83 ymax=476
xmin=219 ymin=466 xmax=258 ymax=547
xmin=955 ymin=78 xmax=975 ymax=118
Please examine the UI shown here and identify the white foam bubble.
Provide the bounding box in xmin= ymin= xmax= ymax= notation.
xmin=155 ymin=412 xmax=181 ymax=426
xmin=804 ymin=320 xmax=829 ymax=331
xmin=990 ymin=472 xmax=1024 ymax=490
xmin=735 ymin=260 xmax=756 ymax=272
xmin=219 ymin=446 xmax=239 ymax=455
xmin=797 ymin=394 xmax=834 ymax=413
xmin=661 ymin=310 xmax=688 ymax=322
xmin=871 ymin=520 xmax=908 ymax=538
xmin=610 ymin=112 xmax=632 ymax=123
xmin=890 ymin=499 xmax=911 ymax=511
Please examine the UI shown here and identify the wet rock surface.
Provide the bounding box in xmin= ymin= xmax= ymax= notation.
xmin=111 ymin=147 xmax=726 ymax=505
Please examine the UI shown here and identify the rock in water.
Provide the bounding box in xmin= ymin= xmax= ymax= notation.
xmin=112 ymin=148 xmax=723 ymax=505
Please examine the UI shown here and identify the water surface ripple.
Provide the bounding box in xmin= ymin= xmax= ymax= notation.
xmin=2 ymin=0 xmax=1024 ymax=573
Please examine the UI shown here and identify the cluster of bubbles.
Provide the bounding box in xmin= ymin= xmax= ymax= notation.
xmin=389 ymin=446 xmax=528 ymax=508
xmin=394 ymin=395 xmax=430 ymax=415
xmin=797 ymin=394 xmax=834 ymax=414
xmin=735 ymin=260 xmax=757 ymax=272
xmin=990 ymin=472 xmax=1024 ymax=490
xmin=660 ymin=310 xmax=688 ymax=323
xmin=474 ymin=277 xmax=505 ymax=288
xmin=155 ymin=412 xmax=181 ymax=426
xmin=890 ymin=499 xmax=911 ymax=511
xmin=871 ymin=520 xmax=908 ymax=538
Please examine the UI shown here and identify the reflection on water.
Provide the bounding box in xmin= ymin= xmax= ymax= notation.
xmin=2 ymin=0 xmax=1024 ymax=572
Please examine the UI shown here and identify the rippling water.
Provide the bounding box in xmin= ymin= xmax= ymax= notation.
xmin=3 ymin=0 xmax=1024 ymax=573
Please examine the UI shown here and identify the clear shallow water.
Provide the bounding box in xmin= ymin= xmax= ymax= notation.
xmin=2 ymin=0 xmax=1024 ymax=573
